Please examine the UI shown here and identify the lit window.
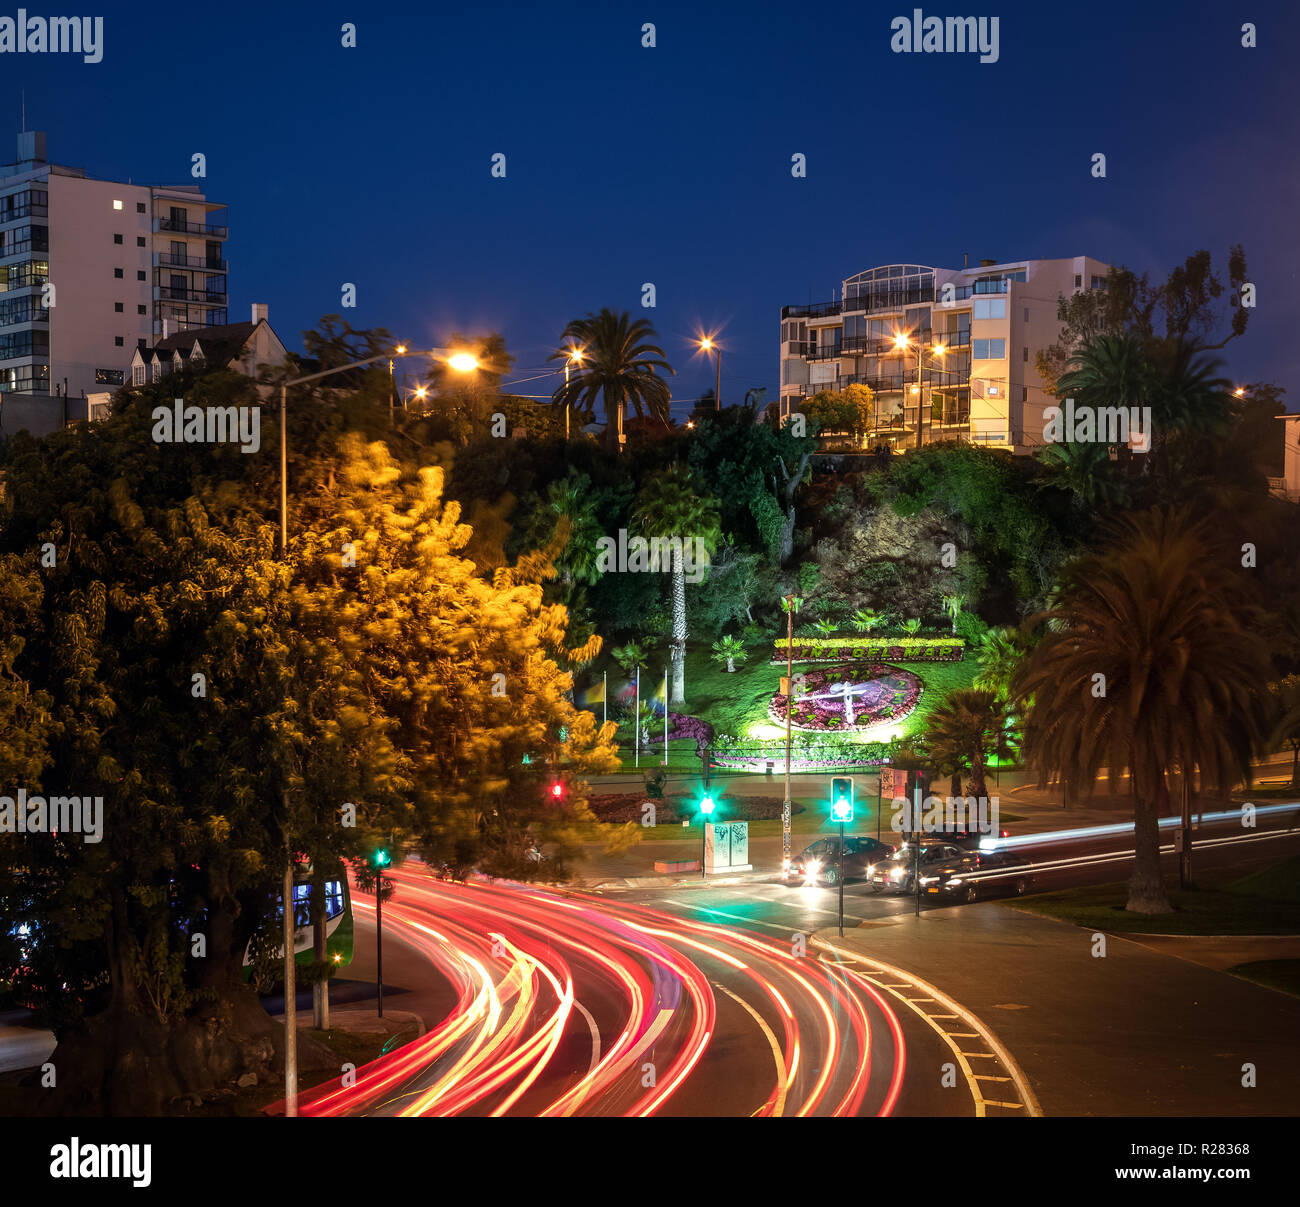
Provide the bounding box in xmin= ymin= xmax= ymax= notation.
xmin=113 ymin=199 xmax=123 ymax=210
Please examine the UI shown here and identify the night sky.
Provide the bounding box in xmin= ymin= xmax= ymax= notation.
xmin=11 ymin=0 xmax=1299 ymax=417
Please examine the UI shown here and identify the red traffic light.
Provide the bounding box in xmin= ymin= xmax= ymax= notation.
xmin=550 ymin=781 xmax=564 ymax=799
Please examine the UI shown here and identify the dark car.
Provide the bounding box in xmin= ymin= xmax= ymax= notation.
xmin=787 ymin=836 xmax=897 ymax=886
xmin=868 ymin=841 xmax=974 ymax=893
xmin=921 ymin=847 xmax=1034 ymax=903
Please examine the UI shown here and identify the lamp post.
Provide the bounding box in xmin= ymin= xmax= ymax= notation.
xmin=782 ymin=614 xmax=792 ymax=869
xmin=700 ymin=337 xmax=721 ymax=410
xmin=275 ymin=343 xmax=476 ymax=1113
xmin=563 ymin=347 xmax=584 ymax=440
xmin=893 ymin=333 xmax=947 ymax=451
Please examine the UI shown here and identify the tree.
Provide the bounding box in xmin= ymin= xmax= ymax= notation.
xmin=611 ymin=642 xmax=651 ymax=678
xmin=804 ymin=384 xmax=875 ymax=443
xmin=927 ymin=690 xmax=1004 ymax=799
xmin=551 ymin=310 xmax=674 ymax=452
xmin=0 ymin=366 xmax=617 ymax=1113
xmin=711 ymin=635 xmax=748 ymax=674
xmin=973 ymin=626 xmax=1027 ymax=702
xmin=1036 ymin=439 xmax=1130 ymax=512
xmin=1012 ymin=507 xmax=1270 ymax=914
xmin=632 ymin=468 xmax=721 ymax=704
xmin=941 ymin=593 xmax=966 ymax=634
xmin=1037 ymin=248 xmax=1251 ymax=394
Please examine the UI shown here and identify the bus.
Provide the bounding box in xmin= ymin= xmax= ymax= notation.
xmin=242 ymin=862 xmax=353 ymax=976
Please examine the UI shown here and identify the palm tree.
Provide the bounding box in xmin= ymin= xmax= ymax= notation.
xmin=711 ymin=635 xmax=748 ymax=674
xmin=973 ymin=626 xmax=1026 ymax=702
xmin=941 ymin=594 xmax=966 ymax=634
xmin=632 ymin=468 xmax=721 ymax=705
xmin=611 ymin=642 xmax=650 ymax=678
xmin=1036 ymin=439 xmax=1129 ymax=511
xmin=550 ymin=309 xmax=675 ymax=451
xmin=544 ymin=472 xmax=605 ymax=587
xmin=850 ymin=608 xmax=882 ymax=634
xmin=927 ymin=690 xmax=1004 ymax=799
xmin=1013 ymin=507 xmax=1271 ymax=914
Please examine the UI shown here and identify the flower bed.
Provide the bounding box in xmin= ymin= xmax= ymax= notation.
xmin=710 ymin=734 xmax=894 ymax=771
xmin=772 ymin=636 xmax=963 ymax=664
xmin=769 ymin=663 xmax=922 ymax=732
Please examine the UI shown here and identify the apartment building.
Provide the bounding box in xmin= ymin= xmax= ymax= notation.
xmin=0 ymin=130 xmax=229 ymax=433
xmin=779 ymin=255 xmax=1111 ymax=454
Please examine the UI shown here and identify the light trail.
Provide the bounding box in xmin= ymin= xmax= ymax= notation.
xmin=273 ymin=866 xmax=909 ymax=1118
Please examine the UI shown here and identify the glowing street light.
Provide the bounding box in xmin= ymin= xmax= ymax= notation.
xmin=699 ymin=335 xmax=722 ymax=410
xmin=561 ymin=346 xmax=585 ymax=439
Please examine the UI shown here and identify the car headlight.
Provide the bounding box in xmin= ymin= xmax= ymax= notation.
xmin=865 ymin=864 xmax=875 ymax=876
xmin=947 ymin=877 xmax=964 ymax=886
xmin=806 ymin=858 xmax=821 ymax=875
xmin=890 ymin=867 xmax=905 ymax=880
xmin=920 ymin=876 xmax=939 ymax=886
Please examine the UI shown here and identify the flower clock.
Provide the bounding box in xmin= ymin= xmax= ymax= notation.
xmin=771 ymin=663 xmax=922 ymax=732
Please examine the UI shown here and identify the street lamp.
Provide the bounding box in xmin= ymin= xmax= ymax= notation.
xmin=278 ymin=346 xmax=478 ymax=554
xmin=892 ymin=332 xmax=948 ymax=449
xmin=699 ymin=336 xmax=721 ymax=410
xmin=562 ymin=347 xmax=585 ymax=439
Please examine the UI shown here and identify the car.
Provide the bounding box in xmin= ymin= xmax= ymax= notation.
xmin=787 ymin=836 xmax=897 ymax=886
xmin=920 ymin=847 xmax=1035 ymax=903
xmin=868 ymin=841 xmax=974 ymax=893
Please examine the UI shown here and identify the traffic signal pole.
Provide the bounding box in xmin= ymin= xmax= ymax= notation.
xmin=376 ymin=876 xmax=383 ymax=1018
xmin=838 ymin=818 xmax=845 ymax=938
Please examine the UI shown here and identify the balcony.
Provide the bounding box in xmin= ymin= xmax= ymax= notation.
xmin=156 ymin=253 xmax=228 ymax=271
xmin=156 ymin=217 xmax=229 ymax=238
xmin=157 ymin=286 xmax=229 ymax=304
xmin=781 ymin=300 xmax=842 ymax=320
xmin=789 ymin=329 xmax=971 ymax=360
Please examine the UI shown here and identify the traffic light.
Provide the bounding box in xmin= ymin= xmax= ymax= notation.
xmin=699 ymin=793 xmax=716 ymax=816
xmin=373 ymin=848 xmax=391 ymax=868
xmin=549 ymin=780 xmax=565 ymax=800
xmin=830 ymin=777 xmax=854 ymax=823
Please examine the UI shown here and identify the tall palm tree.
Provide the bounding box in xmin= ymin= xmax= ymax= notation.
xmin=632 ymin=468 xmax=721 ymax=704
xmin=973 ymin=626 xmax=1027 ymax=702
xmin=551 ymin=310 xmax=675 ymax=451
xmin=1013 ymin=507 xmax=1271 ymax=914
xmin=927 ymin=689 xmax=1004 ymax=799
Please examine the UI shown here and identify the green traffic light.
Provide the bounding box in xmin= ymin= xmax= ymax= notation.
xmin=700 ymin=794 xmax=715 ymax=816
xmin=375 ymin=849 xmax=390 ymax=867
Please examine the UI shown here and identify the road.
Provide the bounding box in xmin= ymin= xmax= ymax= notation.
xmin=267 ymin=800 xmax=1300 ymax=1118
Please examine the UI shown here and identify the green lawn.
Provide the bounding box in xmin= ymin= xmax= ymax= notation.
xmin=1226 ymin=960 xmax=1300 ymax=998
xmin=599 ymin=642 xmax=979 ymax=744
xmin=1009 ymin=855 xmax=1300 ymax=935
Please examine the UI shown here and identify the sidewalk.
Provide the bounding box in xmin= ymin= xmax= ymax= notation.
xmin=815 ymin=905 xmax=1300 ymax=1115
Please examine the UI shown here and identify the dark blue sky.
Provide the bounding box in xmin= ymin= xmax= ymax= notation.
xmin=13 ymin=0 xmax=1300 ymax=414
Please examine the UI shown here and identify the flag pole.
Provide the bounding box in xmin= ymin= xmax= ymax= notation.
xmin=663 ymin=668 xmax=669 ymax=766
xmin=603 ymin=670 xmax=607 ymax=729
xmin=635 ymin=667 xmax=640 ymax=769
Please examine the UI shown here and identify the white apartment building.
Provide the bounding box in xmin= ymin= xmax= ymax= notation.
xmin=0 ymin=131 xmax=229 ymax=432
xmin=779 ymin=255 xmax=1111 ymax=454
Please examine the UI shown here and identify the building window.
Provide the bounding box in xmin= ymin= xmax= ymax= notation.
xmin=1090 ymin=275 xmax=1107 ymax=290
xmin=972 ymin=339 xmax=1006 ymax=360
xmin=114 ymin=267 xmax=124 ymax=279
xmin=113 ymin=233 xmax=123 ymax=244
xmin=133 ymin=364 xmax=145 ymax=386
xmin=1023 ymin=307 xmax=1030 ymax=322
xmin=137 ymin=271 xmax=146 ymax=281
xmin=136 ymin=202 xmax=146 ymax=214
xmin=1023 ymin=347 xmax=1029 ymax=362
xmin=973 ymin=298 xmax=1006 ymax=320
xmin=114 ymin=336 xmax=124 ymax=347
xmin=113 ymin=200 xmax=123 ymax=211
xmin=1022 ymin=386 xmax=1028 ymax=403
xmin=1074 ymin=274 xmax=1082 ymax=288
xmin=137 ymin=236 xmax=146 ymax=247
xmin=95 ymin=368 xmax=125 ymax=385
xmin=137 ymin=305 xmax=147 ymax=315
xmin=114 ymin=302 xmax=124 ymax=312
